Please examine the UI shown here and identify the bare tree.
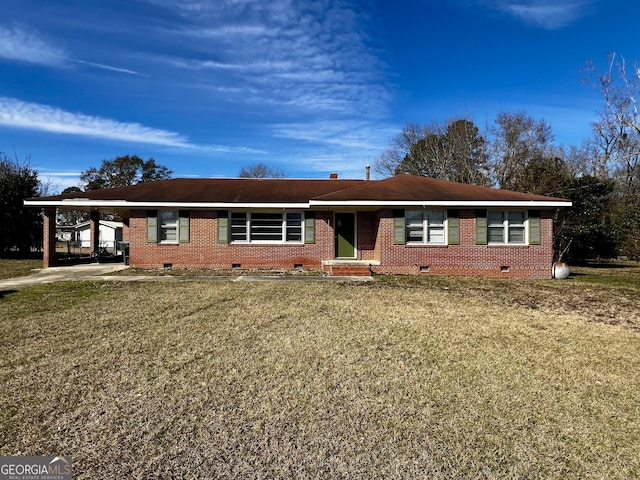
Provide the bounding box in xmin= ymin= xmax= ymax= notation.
xmin=588 ymin=115 xmax=623 ymax=177
xmin=551 ymin=143 xmax=593 ymax=178
xmin=238 ymin=162 xmax=287 ymax=178
xmin=612 ymin=130 xmax=640 ymax=194
xmin=488 ymin=111 xmax=554 ymax=190
xmin=395 ymin=119 xmax=490 ymax=185
xmin=584 ymin=53 xmax=640 ymax=194
xmin=372 ymin=122 xmax=424 ymax=177
xmin=374 ymin=119 xmax=489 ymax=185
xmin=585 ymin=53 xmax=640 ymax=134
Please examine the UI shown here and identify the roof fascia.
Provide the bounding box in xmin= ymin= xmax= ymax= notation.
xmin=25 ymin=199 xmax=572 ymax=209
xmin=24 ymin=199 xmax=312 ymax=209
xmin=309 ymin=200 xmax=572 ymax=208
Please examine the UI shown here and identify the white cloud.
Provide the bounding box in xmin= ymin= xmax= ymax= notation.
xmin=0 ymin=23 xmax=142 ymax=74
xmin=487 ymin=1 xmax=589 ymax=28
xmin=0 ymin=24 xmax=64 ymax=65
xmin=0 ymin=97 xmax=263 ymax=153
xmin=63 ymin=57 xmax=144 ymax=76
xmin=293 ymin=152 xmax=374 ymax=179
xmin=157 ymin=0 xmax=389 ymax=116
xmin=39 ymin=171 xmax=84 ymax=178
xmin=271 ymin=120 xmax=393 ymax=152
xmin=166 ymin=57 xmax=296 ymax=74
xmin=181 ymin=24 xmax=272 ymax=38
xmin=37 ymin=171 xmax=84 ymax=193
xmin=270 ymin=119 xmax=397 ymax=178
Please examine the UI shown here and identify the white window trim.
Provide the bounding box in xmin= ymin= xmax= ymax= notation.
xmin=487 ymin=210 xmax=528 ymax=245
xmin=159 ymin=210 xmax=179 ymax=244
xmin=406 ymin=209 xmax=448 ymax=246
xmin=229 ymin=211 xmax=305 ymax=244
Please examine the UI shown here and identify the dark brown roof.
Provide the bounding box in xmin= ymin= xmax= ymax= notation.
xmin=314 ymin=175 xmax=568 ymax=203
xmin=39 ymin=178 xmax=366 ymax=203
xmin=28 ymin=175 xmax=569 ymax=205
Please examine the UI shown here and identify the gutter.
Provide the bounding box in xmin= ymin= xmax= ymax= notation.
xmin=25 ymin=199 xmax=572 ymax=209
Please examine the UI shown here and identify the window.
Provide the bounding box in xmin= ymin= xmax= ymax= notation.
xmin=488 ymin=210 xmax=526 ymax=245
xmin=159 ymin=210 xmax=178 ymax=242
xmin=286 ymin=213 xmax=303 ymax=242
xmin=229 ymin=212 xmax=304 ymax=243
xmin=231 ymin=212 xmax=248 ymax=242
xmin=406 ymin=210 xmax=446 ymax=244
xmin=147 ymin=210 xmax=189 ymax=243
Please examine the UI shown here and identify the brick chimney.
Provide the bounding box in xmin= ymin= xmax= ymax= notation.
xmin=329 ymin=173 xmax=338 ymax=179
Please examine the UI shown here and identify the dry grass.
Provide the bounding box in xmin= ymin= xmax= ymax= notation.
xmin=0 ymin=258 xmax=42 ymax=280
xmin=1 ymin=275 xmax=639 ymax=478
xmin=114 ymin=267 xmax=323 ymax=277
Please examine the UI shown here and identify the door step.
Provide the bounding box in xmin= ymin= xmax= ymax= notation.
xmin=322 ymin=260 xmax=378 ymax=276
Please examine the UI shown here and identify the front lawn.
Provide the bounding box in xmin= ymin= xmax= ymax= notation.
xmin=0 ymin=258 xmax=42 ymax=280
xmin=570 ymin=261 xmax=640 ymax=290
xmin=1 ymin=276 xmax=639 ymax=478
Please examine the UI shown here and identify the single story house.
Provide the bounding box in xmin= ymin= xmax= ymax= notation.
xmin=56 ymin=220 xmax=124 ymax=253
xmin=74 ymin=220 xmax=124 ymax=252
xmin=56 ymin=225 xmax=75 ymax=242
xmin=25 ymin=174 xmax=571 ymax=278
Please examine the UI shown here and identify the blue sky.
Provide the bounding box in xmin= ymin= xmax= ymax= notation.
xmin=1 ymin=0 xmax=637 ymax=191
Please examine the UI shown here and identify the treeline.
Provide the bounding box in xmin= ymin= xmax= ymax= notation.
xmin=373 ymin=56 xmax=640 ymax=263
xmin=0 ymin=153 xmax=46 ymax=257
xmin=0 ymin=154 xmax=173 ymax=257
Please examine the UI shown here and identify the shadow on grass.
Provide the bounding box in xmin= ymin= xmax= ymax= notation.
xmin=0 ymin=289 xmax=18 ymax=299
xmin=582 ymin=262 xmax=634 ymax=269
xmin=56 ymin=255 xmax=125 ymax=266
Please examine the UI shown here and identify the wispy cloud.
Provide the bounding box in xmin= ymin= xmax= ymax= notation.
xmin=181 ymin=24 xmax=272 ymax=38
xmin=39 ymin=170 xmax=84 ymax=178
xmin=270 ymin=119 xmax=396 ymax=178
xmin=62 ymin=57 xmax=144 ymax=76
xmin=0 ymin=97 xmax=263 ymax=153
xmin=0 ymin=23 xmax=142 ymax=74
xmin=271 ymin=120 xmax=393 ymax=152
xmin=34 ymin=170 xmax=85 ymax=193
xmin=156 ymin=0 xmax=389 ymax=115
xmin=480 ymin=1 xmax=590 ymax=29
xmin=0 ymin=24 xmax=64 ymax=65
xmin=292 ymin=152 xmax=374 ymax=179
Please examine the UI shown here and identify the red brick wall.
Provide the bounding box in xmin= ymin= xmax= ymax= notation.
xmin=127 ymin=208 xmax=555 ymax=279
xmin=122 ymin=218 xmax=130 ymax=243
xmin=128 ymin=210 xmax=334 ymax=270
xmin=43 ymin=208 xmax=57 ymax=267
xmin=355 ymin=211 xmax=379 ymax=261
xmin=372 ymin=209 xmax=554 ymax=279
xmin=89 ymin=211 xmax=100 ymax=253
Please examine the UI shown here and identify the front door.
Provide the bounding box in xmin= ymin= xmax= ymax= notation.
xmin=335 ymin=212 xmax=356 ymax=258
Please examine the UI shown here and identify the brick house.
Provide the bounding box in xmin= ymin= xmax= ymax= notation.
xmin=26 ymin=174 xmax=571 ymax=278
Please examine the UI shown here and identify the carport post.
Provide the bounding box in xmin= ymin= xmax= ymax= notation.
xmin=90 ymin=210 xmax=100 ymax=256
xmin=43 ymin=207 xmax=58 ymax=268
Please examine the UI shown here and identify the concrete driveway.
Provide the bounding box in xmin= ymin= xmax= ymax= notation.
xmin=0 ymin=263 xmax=130 ymax=291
